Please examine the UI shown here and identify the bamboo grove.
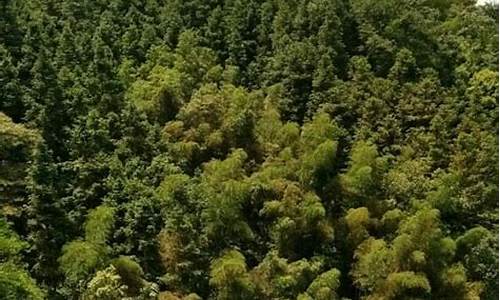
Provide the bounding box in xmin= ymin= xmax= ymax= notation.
xmin=0 ymin=0 xmax=498 ymax=299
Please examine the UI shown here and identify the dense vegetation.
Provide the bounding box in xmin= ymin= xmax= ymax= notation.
xmin=0 ymin=0 xmax=498 ymax=299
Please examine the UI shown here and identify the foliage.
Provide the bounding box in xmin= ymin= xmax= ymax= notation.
xmin=0 ymin=219 xmax=45 ymax=299
xmin=0 ymin=0 xmax=497 ymax=299
xmin=209 ymin=249 xmax=255 ymax=300
xmin=81 ymin=266 xmax=127 ymax=300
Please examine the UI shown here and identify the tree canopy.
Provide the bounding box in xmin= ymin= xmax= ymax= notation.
xmin=0 ymin=0 xmax=498 ymax=299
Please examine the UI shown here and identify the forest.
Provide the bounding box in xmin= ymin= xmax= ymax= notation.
xmin=0 ymin=0 xmax=498 ymax=299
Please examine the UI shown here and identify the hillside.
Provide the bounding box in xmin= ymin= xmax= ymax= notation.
xmin=0 ymin=0 xmax=498 ymax=299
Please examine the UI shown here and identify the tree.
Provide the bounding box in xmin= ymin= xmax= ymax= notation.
xmin=81 ymin=266 xmax=127 ymax=300
xmin=209 ymin=249 xmax=255 ymax=300
xmin=340 ymin=141 xmax=386 ymax=211
xmin=0 ymin=218 xmax=45 ymax=300
xmin=0 ymin=0 xmax=497 ymax=299
xmin=58 ymin=204 xmax=115 ymax=293
xmin=0 ymin=112 xmax=40 ymax=218
xmin=300 ymin=268 xmax=342 ymax=300
xmin=456 ymin=227 xmax=499 ymax=300
xmin=352 ymin=207 xmax=482 ymax=300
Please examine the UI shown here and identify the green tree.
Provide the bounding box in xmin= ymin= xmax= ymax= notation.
xmin=0 ymin=219 xmax=45 ymax=300
xmin=352 ymin=207 xmax=482 ymax=299
xmin=209 ymin=249 xmax=255 ymax=300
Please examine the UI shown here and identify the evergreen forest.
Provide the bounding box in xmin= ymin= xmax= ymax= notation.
xmin=0 ymin=0 xmax=498 ymax=299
